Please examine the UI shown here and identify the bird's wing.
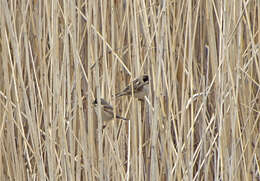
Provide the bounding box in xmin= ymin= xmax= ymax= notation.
xmin=103 ymin=105 xmax=113 ymax=111
xmin=122 ymin=78 xmax=142 ymax=92
xmin=115 ymin=77 xmax=146 ymax=96
xmin=103 ymin=106 xmax=128 ymax=120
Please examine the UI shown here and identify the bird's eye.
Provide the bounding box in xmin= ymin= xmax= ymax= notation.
xmin=143 ymin=75 xmax=149 ymax=82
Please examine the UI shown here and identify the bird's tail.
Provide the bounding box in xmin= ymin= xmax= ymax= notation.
xmin=116 ymin=115 xmax=129 ymax=120
xmin=114 ymin=92 xmax=126 ymax=98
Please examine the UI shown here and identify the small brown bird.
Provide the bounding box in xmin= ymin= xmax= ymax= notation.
xmin=115 ymin=75 xmax=149 ymax=100
xmin=92 ymin=98 xmax=128 ymax=121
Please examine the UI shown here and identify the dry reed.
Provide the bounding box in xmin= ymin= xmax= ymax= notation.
xmin=0 ymin=0 xmax=260 ymax=180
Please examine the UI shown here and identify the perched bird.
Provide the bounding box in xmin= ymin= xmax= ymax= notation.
xmin=92 ymin=98 xmax=128 ymax=121
xmin=115 ymin=74 xmax=149 ymax=100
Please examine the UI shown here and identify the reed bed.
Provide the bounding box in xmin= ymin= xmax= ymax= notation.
xmin=0 ymin=0 xmax=260 ymax=180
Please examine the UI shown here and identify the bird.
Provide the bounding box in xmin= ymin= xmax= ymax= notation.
xmin=115 ymin=74 xmax=149 ymax=100
xmin=92 ymin=98 xmax=128 ymax=121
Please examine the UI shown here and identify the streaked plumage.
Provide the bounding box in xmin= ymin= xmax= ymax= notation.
xmin=115 ymin=75 xmax=149 ymax=100
xmin=92 ymin=98 xmax=128 ymax=121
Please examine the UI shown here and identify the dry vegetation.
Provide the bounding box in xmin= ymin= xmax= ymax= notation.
xmin=1 ymin=0 xmax=260 ymax=180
